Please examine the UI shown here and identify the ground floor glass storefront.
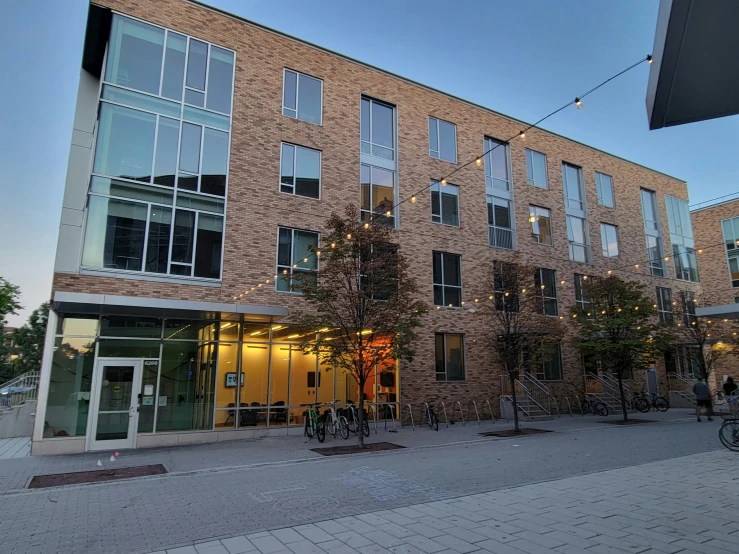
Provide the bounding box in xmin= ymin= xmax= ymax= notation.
xmin=44 ymin=313 xmax=399 ymax=443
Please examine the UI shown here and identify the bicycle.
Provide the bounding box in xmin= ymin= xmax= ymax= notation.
xmin=581 ymin=395 xmax=609 ymax=416
xmin=301 ymin=403 xmax=326 ymax=442
xmin=633 ymin=391 xmax=669 ymax=413
xmin=345 ymin=402 xmax=370 ymax=437
xmin=719 ymin=414 xmax=739 ymax=452
xmin=425 ymin=402 xmax=439 ymax=431
xmin=323 ymin=400 xmax=349 ymax=440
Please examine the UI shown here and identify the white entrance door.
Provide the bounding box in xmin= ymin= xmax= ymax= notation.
xmin=89 ymin=359 xmax=143 ymax=451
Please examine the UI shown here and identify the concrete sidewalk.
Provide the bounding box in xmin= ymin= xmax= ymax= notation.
xmin=155 ymin=449 xmax=739 ymax=554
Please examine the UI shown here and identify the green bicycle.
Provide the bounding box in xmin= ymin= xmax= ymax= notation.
xmin=301 ymin=403 xmax=326 ymax=442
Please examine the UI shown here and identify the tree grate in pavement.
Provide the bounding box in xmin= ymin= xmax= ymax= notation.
xmin=310 ymin=442 xmax=405 ymax=456
xmin=600 ymin=419 xmax=656 ymax=425
xmin=28 ymin=464 xmax=167 ymax=488
xmin=479 ymin=428 xmax=553 ymax=437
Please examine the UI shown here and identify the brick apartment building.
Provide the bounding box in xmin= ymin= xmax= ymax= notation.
xmin=33 ymin=0 xmax=703 ymax=454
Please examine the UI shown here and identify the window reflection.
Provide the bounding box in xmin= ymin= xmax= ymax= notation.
xmin=105 ymin=16 xmax=164 ymax=95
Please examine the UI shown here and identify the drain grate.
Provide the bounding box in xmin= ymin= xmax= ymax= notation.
xmin=310 ymin=442 xmax=404 ymax=456
xmin=479 ymin=428 xmax=553 ymax=437
xmin=28 ymin=464 xmax=167 ymax=489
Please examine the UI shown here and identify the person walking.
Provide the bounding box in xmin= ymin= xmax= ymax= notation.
xmin=723 ymin=377 xmax=738 ymax=417
xmin=693 ymin=377 xmax=713 ymax=422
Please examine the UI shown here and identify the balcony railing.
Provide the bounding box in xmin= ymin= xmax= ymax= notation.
xmin=568 ymin=242 xmax=591 ymax=264
xmin=489 ymin=226 xmax=514 ymax=250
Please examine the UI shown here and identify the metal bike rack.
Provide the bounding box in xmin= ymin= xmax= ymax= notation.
xmin=384 ymin=404 xmax=398 ymax=432
xmin=564 ymin=396 xmax=574 ymax=417
xmin=369 ymin=404 xmax=378 ymax=434
xmin=452 ymin=401 xmax=466 ymax=426
xmin=403 ymin=403 xmax=415 ymax=430
xmin=468 ymin=400 xmax=481 ymax=426
xmin=483 ymin=399 xmax=496 ymax=423
xmin=440 ymin=401 xmax=450 ymax=428
xmin=423 ymin=402 xmax=429 ymax=428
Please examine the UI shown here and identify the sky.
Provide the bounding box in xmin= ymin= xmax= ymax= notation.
xmin=1 ymin=0 xmax=737 ymax=327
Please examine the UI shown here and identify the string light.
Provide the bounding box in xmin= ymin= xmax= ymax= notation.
xmin=664 ymin=256 xmax=669 ymax=261
xmin=522 ymin=288 xmax=527 ymax=293
xmin=441 ymin=179 xmax=447 ymax=186
xmin=347 ymin=233 xmax=352 ymax=239
xmin=363 ymin=223 xmax=369 ymax=229
xmin=489 ymin=295 xmax=494 ymax=300
xmin=258 ymin=283 xmax=262 ymax=287
xmin=575 ymin=97 xmax=582 ymax=109
xmin=519 ymin=131 xmax=526 ymax=141
xmin=559 ymin=316 xmax=564 ymax=319
xmin=602 ymin=310 xmax=606 ymax=314
xmin=411 ymin=195 xmax=417 ymax=203
xmin=698 ymin=249 xmax=703 ymax=254
xmin=331 ymin=242 xmax=336 ymax=248
xmin=617 ymin=308 xmax=622 ymax=312
xmin=475 ymin=157 xmax=482 ymax=167
xmin=607 ymin=270 xmax=612 ymax=275
xmin=582 ymin=276 xmax=588 ymax=280
xmin=474 ymin=298 xmax=479 ymax=303
xmin=634 ymin=264 xmax=639 ymax=269
xmin=647 ymin=54 xmax=653 ymax=64
xmin=316 ymin=251 xmax=321 ymax=257
xmin=634 ymin=306 xmax=639 ymax=310
xmin=572 ymin=314 xmax=577 ymax=318
xmin=560 ymin=280 xmax=565 ymax=285
xmin=385 ymin=211 xmax=392 ymax=218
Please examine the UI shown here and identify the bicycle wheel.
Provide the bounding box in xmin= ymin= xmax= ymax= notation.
xmin=581 ymin=400 xmax=592 ymax=415
xmin=346 ymin=411 xmax=358 ymax=433
xmin=635 ymin=398 xmax=650 ymax=413
xmin=316 ymin=419 xmax=326 ymax=443
xmin=719 ymin=420 xmax=739 ymax=452
xmin=595 ymin=402 xmax=609 ymax=417
xmin=304 ymin=416 xmax=314 ymax=438
xmin=326 ymin=414 xmax=336 ymax=436
xmin=338 ymin=416 xmax=349 ymax=439
xmin=431 ymin=411 xmax=439 ymax=431
xmin=362 ymin=419 xmax=370 ymax=437
xmin=654 ymin=397 xmax=669 ymax=412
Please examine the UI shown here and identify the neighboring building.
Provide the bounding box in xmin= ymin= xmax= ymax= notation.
xmin=34 ymin=0 xmax=701 ymax=454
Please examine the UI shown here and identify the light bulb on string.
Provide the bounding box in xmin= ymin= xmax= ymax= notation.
xmin=411 ymin=195 xmax=417 ymax=204
xmin=559 ymin=316 xmax=563 ymax=320
xmin=441 ymin=179 xmax=447 ymax=186
xmin=316 ymin=251 xmax=321 ymax=257
xmin=607 ymin=270 xmax=612 ymax=275
xmin=519 ymin=131 xmax=526 ymax=141
xmin=647 ymin=54 xmax=653 ymax=64
xmin=303 ymin=258 xmax=308 ymax=263
xmin=331 ymin=242 xmax=336 ymax=248
xmin=560 ymin=280 xmax=565 ymax=285
xmin=347 ymin=233 xmax=352 ymax=239
xmin=582 ymin=276 xmax=588 ymax=280
xmin=385 ymin=211 xmax=392 ymax=218
xmin=635 ymin=264 xmax=639 ymax=269
xmin=258 ymin=283 xmax=262 ymax=287
xmin=489 ymin=295 xmax=494 ymax=300
xmin=461 ymin=301 xmax=465 ymax=306
xmin=575 ymin=97 xmax=582 ymax=109
xmin=364 ymin=223 xmax=369 ymax=229
xmin=475 ymin=157 xmax=482 ymax=167
xmin=698 ymin=249 xmax=703 ymax=254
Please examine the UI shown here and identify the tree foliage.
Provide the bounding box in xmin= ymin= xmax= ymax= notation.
xmin=0 ymin=277 xmax=22 ymax=381
xmin=479 ymin=260 xmax=564 ymax=432
xmin=10 ymin=302 xmax=50 ymax=377
xmin=570 ymin=275 xmax=672 ymax=421
xmin=293 ymin=205 xmax=427 ymax=446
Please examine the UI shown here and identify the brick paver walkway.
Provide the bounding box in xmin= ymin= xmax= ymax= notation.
xmin=155 ymin=450 xmax=739 ymax=554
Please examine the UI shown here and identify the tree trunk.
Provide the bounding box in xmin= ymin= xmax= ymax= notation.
xmin=617 ymin=372 xmax=628 ymax=423
xmin=358 ymin=386 xmax=365 ymax=448
xmin=508 ymin=365 xmax=520 ymax=433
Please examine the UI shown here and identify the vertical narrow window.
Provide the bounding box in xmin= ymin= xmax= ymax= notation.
xmin=574 ymin=274 xmax=591 ymax=313
xmin=641 ymin=189 xmax=660 ymax=230
xmin=170 ymin=210 xmax=195 ymax=275
xmin=186 ymin=39 xmax=208 ymax=91
xmin=206 ymin=46 xmax=234 ymax=114
xmin=435 ymin=334 xmax=465 ymax=381
xmin=562 ymin=163 xmax=584 ymax=210
xmin=432 ymin=252 xmax=462 ymax=307
xmin=723 ymin=216 xmax=739 ymax=287
xmin=93 ymin=104 xmax=156 ymax=183
xmin=529 ymin=206 xmax=552 ymax=245
xmin=487 ymin=196 xmax=513 ymax=249
xmin=428 ymin=117 xmax=457 ymax=163
xmin=647 ymin=235 xmax=665 ymax=277
xmin=360 ymin=164 xmax=395 ymax=227
xmin=152 ymin=117 xmax=180 ymax=187
xmin=105 ymin=16 xmax=164 ymax=95
xmin=666 ymin=195 xmax=699 ymax=282
xmin=145 ymin=206 xmax=172 ymax=273
xmin=534 ymin=268 xmax=558 ymax=316
xmin=682 ymin=291 xmax=697 ymax=325
xmin=567 ymin=215 xmax=590 ymax=263
xmin=282 ymin=70 xmax=322 ymax=125
xmin=656 ymin=287 xmax=674 ymax=323
xmin=178 ymin=122 xmax=202 ymax=191
xmin=596 ymin=172 xmax=614 ymax=208
xmin=525 ymin=149 xmax=548 ymax=188
xmin=161 ymin=31 xmax=186 ymax=101
xmin=200 ymin=128 xmax=229 ymax=196
xmin=484 ymin=138 xmax=509 ymax=191
xmin=430 ymin=180 xmax=459 ymax=226
xmin=600 ymin=223 xmax=619 ymax=258
xmin=280 ymin=143 xmax=321 ymax=199
xmin=194 ymin=214 xmax=223 ymax=279
xmin=276 ymin=227 xmax=319 ymax=293
xmin=361 ymin=98 xmax=395 ymax=160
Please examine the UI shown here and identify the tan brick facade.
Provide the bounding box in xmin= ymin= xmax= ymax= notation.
xmin=54 ymin=0 xmax=703 ymax=414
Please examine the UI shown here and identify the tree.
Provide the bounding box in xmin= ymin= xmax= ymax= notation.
xmin=670 ymin=293 xmax=737 ymax=384
xmin=293 ymin=205 xmax=427 ymax=446
xmin=480 ymin=261 xmax=564 ymax=433
xmin=10 ymin=302 xmax=49 ymax=377
xmin=570 ymin=276 xmax=671 ymax=422
xmin=0 ymin=277 xmax=22 ymax=381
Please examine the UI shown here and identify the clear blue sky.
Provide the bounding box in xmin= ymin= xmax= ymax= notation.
xmin=1 ymin=0 xmax=737 ymax=327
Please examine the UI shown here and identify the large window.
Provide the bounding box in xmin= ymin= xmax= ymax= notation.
xmin=641 ymin=189 xmax=665 ymax=277
xmin=567 ymin=215 xmax=590 ymax=263
xmin=488 ymin=196 xmax=513 ymax=249
xmin=282 ymin=69 xmax=322 ymax=125
xmin=430 ymin=180 xmax=459 ymax=226
xmin=280 ymin=143 xmax=321 ymax=199
xmin=723 ymin=216 xmax=739 ymax=287
xmin=525 ymin=149 xmax=548 ymax=189
xmin=276 ymin=227 xmax=319 ymax=293
xmin=361 ymin=98 xmax=395 ymax=161
xmin=435 ymin=334 xmax=465 ymax=381
xmin=529 ymin=206 xmax=552 ymax=245
xmin=666 ymin=196 xmax=698 ymax=282
xmin=360 ymin=164 xmax=396 ymax=227
xmin=657 ymin=287 xmax=674 ymax=323
xmin=428 ymin=117 xmax=457 ymax=163
xmin=433 ymin=252 xmax=462 ymax=307
xmin=641 ymin=189 xmax=660 ymax=231
xmin=646 ymin=235 xmax=665 ymax=277
xmin=84 ymin=15 xmax=234 ymax=281
xmin=537 ymin=344 xmax=563 ymax=381
xmin=596 ymin=172 xmax=614 ymax=208
xmin=600 ymin=223 xmax=619 ymax=258
xmin=484 ymin=138 xmax=510 ymax=191
xmin=562 ymin=163 xmax=584 ymax=210
xmin=535 ymin=268 xmax=558 ymax=316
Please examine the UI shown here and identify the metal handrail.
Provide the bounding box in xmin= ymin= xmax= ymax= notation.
xmin=453 ymin=401 xmax=466 ymax=425
xmin=601 ymin=372 xmax=632 ymax=397
xmin=440 ymin=401 xmax=449 ymax=428
xmin=0 ymin=370 xmax=40 ymax=406
xmin=521 ymin=372 xmax=558 ymax=416
xmin=519 ymin=375 xmax=549 ymax=414
xmin=483 ymin=400 xmax=495 ymax=422
xmin=468 ymin=401 xmax=481 ymax=425
xmin=585 ymin=372 xmax=621 ymax=404
xmin=513 ymin=380 xmax=532 ymax=417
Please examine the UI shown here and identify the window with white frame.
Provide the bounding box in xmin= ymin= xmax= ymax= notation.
xmin=567 ymin=215 xmax=590 ymax=263
xmin=666 ymin=195 xmax=699 ymax=282
xmin=361 ymin=97 xmax=395 ymax=161
xmin=525 ymin=149 xmax=548 ymax=189
xmin=360 ymin=164 xmax=396 ymax=227
xmin=484 ymin=137 xmax=510 ymax=191
xmin=282 ymin=69 xmax=322 ymax=125
xmin=600 ymin=223 xmax=619 ymax=258
xmin=276 ymin=227 xmax=319 ymax=293
xmin=562 ymin=163 xmax=584 ymax=210
xmin=596 ymin=172 xmax=614 ymax=208
xmin=430 ymin=180 xmax=459 ymax=226
xmin=641 ymin=189 xmax=665 ymax=277
xmin=435 ymin=333 xmax=465 ymax=381
xmin=488 ymin=196 xmax=514 ymax=249
xmin=723 ymin=216 xmax=739 ymax=287
xmin=656 ymin=287 xmax=674 ymax=323
xmin=82 ymin=14 xmax=232 ymax=281
xmin=280 ymin=143 xmax=321 ymax=199
xmin=535 ymin=268 xmax=558 ymax=316
xmin=529 ymin=205 xmax=552 ymax=245
xmin=433 ymin=251 xmax=462 ymax=307
xmin=574 ymin=274 xmax=591 ymax=313
xmin=428 ymin=117 xmax=457 ymax=163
